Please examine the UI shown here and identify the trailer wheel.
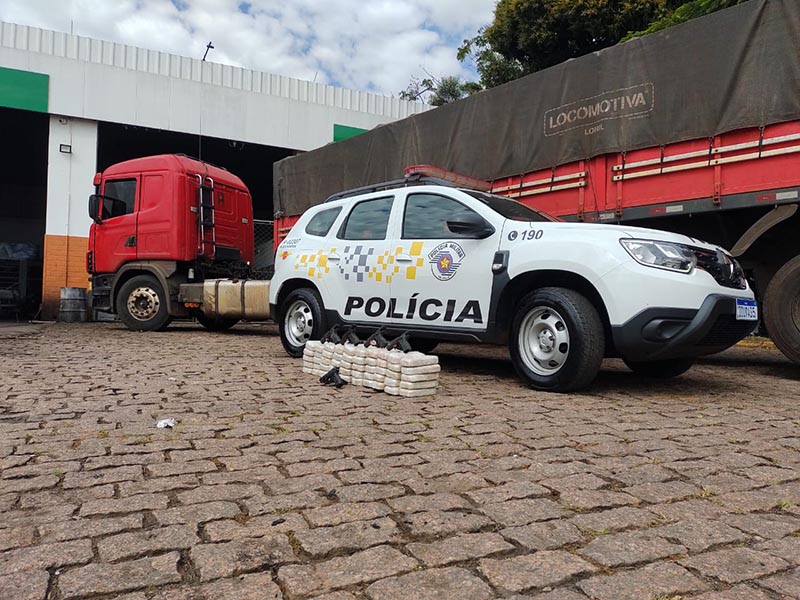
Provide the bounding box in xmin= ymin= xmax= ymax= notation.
xmin=116 ymin=274 xmax=173 ymax=332
xmin=510 ymin=287 xmax=604 ymax=392
xmin=196 ymin=313 xmax=239 ymax=331
xmin=764 ymin=255 xmax=800 ymax=364
xmin=279 ymin=288 xmax=327 ymax=357
xmin=623 ymin=357 xmax=695 ymax=378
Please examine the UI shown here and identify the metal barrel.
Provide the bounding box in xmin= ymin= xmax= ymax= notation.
xmin=58 ymin=287 xmax=88 ymax=323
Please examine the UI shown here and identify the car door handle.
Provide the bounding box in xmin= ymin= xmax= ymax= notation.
xmin=328 ymin=254 xmax=341 ymax=262
xmin=396 ymin=254 xmax=413 ymax=262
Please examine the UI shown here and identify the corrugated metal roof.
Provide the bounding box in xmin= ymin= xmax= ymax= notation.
xmin=0 ymin=20 xmax=430 ymax=120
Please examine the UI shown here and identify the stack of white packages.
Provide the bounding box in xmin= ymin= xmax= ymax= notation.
xmin=331 ymin=343 xmax=344 ymax=373
xmin=319 ymin=341 xmax=336 ymax=375
xmin=350 ymin=344 xmax=367 ymax=386
xmin=382 ymin=349 xmax=404 ymax=393
xmin=302 ymin=340 xmax=321 ymax=374
xmin=385 ymin=350 xmax=440 ymax=397
xmin=364 ymin=346 xmax=388 ymax=390
xmin=339 ymin=342 xmax=354 ymax=382
xmin=303 ymin=341 xmax=440 ymax=397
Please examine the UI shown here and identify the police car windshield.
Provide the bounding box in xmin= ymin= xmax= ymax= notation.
xmin=462 ymin=190 xmax=557 ymax=222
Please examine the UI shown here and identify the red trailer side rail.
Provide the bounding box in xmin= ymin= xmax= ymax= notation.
xmin=274 ymin=215 xmax=301 ymax=249
xmin=489 ymin=120 xmax=800 ymax=223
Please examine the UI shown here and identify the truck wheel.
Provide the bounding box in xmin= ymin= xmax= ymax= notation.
xmin=196 ymin=314 xmax=239 ymax=332
xmin=623 ymin=357 xmax=695 ymax=378
xmin=764 ymin=255 xmax=800 ymax=364
xmin=279 ymin=288 xmax=327 ymax=357
xmin=116 ymin=275 xmax=173 ymax=332
xmin=510 ymin=287 xmax=604 ymax=392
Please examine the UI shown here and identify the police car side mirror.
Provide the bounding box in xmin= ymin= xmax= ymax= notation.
xmin=447 ymin=211 xmax=495 ymax=239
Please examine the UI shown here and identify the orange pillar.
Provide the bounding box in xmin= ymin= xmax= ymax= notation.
xmin=41 ymin=234 xmax=89 ymax=318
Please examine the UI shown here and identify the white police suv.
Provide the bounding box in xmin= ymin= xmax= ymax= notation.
xmin=269 ymin=172 xmax=758 ymax=392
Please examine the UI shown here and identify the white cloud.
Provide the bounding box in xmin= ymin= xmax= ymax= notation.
xmin=0 ymin=0 xmax=496 ymax=96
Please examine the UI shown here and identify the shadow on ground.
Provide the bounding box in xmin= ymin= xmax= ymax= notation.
xmin=433 ymin=341 xmax=797 ymax=396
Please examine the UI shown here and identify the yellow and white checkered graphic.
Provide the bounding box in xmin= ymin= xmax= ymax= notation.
xmin=294 ymin=242 xmax=425 ymax=284
xmin=370 ymin=241 xmax=425 ymax=284
xmin=293 ymin=248 xmax=335 ymax=280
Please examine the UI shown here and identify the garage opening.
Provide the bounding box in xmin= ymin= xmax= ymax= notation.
xmin=97 ymin=122 xmax=295 ymax=271
xmin=0 ymin=107 xmax=48 ymax=319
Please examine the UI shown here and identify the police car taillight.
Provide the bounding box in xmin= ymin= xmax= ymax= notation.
xmin=404 ymin=165 xmax=492 ymax=192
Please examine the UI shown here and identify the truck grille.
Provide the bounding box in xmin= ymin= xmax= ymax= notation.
xmin=691 ymin=247 xmax=747 ymax=290
xmin=697 ymin=314 xmax=755 ymax=347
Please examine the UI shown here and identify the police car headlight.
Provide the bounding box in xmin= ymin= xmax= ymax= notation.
xmin=620 ymin=239 xmax=697 ymax=274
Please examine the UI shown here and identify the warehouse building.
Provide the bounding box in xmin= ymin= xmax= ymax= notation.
xmin=0 ymin=20 xmax=427 ymax=318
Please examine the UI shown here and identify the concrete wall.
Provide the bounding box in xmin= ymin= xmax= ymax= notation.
xmin=45 ymin=115 xmax=97 ymax=238
xmin=41 ymin=115 xmax=97 ymax=315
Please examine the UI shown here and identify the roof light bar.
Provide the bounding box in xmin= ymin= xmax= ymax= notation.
xmin=404 ymin=164 xmax=492 ymax=192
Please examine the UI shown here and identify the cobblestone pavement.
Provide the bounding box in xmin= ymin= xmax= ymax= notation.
xmin=1 ymin=322 xmax=799 ymax=600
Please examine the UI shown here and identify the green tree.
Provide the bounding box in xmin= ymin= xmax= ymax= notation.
xmin=457 ymin=29 xmax=525 ymax=89
xmin=399 ymin=74 xmax=480 ymax=106
xmin=429 ymin=76 xmax=469 ymax=106
xmin=459 ymin=0 xmax=746 ymax=89
xmin=399 ymin=76 xmax=434 ymax=102
xmin=624 ymin=0 xmax=747 ymax=40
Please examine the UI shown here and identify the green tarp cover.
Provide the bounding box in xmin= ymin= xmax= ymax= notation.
xmin=274 ymin=0 xmax=800 ymax=217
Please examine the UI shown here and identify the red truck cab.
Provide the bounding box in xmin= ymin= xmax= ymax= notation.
xmin=88 ymin=154 xmax=253 ymax=329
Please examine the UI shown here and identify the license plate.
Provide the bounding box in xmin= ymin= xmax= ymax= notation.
xmin=735 ymin=298 xmax=758 ymax=321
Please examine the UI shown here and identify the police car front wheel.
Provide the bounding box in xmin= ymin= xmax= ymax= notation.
xmin=510 ymin=287 xmax=605 ymax=392
xmin=279 ymin=288 xmax=327 ymax=357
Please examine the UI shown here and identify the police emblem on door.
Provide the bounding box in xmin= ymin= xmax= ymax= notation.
xmin=428 ymin=242 xmax=465 ymax=281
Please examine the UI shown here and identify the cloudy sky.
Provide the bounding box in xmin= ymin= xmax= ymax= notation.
xmin=0 ymin=0 xmax=497 ymax=97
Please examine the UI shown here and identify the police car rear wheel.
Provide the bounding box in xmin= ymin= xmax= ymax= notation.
xmin=279 ymin=288 xmax=326 ymax=357
xmin=510 ymin=287 xmax=604 ymax=392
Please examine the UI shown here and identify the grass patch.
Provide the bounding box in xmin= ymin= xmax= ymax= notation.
xmin=585 ymin=528 xmax=610 ymax=538
xmin=698 ymin=487 xmax=715 ymax=498
xmin=268 ymin=424 xmax=293 ymax=435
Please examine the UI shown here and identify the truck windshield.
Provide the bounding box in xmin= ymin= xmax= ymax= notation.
xmin=462 ymin=190 xmax=557 ymax=222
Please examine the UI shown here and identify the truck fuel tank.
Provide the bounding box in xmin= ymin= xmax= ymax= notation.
xmin=202 ymin=279 xmax=270 ymax=320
